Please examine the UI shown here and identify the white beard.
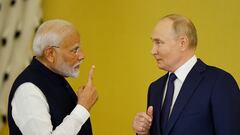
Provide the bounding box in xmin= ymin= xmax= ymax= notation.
xmin=58 ymin=62 xmax=80 ymax=78
xmin=55 ymin=56 xmax=80 ymax=78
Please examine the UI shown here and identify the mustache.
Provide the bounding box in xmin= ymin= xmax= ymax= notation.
xmin=73 ymin=61 xmax=83 ymax=68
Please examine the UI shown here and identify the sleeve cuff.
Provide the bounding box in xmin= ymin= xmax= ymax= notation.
xmin=71 ymin=104 xmax=90 ymax=123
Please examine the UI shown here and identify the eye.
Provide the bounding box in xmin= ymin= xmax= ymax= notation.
xmin=153 ymin=40 xmax=164 ymax=46
xmin=155 ymin=41 xmax=161 ymax=44
xmin=70 ymin=47 xmax=79 ymax=54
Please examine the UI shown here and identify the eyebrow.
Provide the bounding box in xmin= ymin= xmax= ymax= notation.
xmin=151 ymin=38 xmax=162 ymax=42
xmin=71 ymin=46 xmax=79 ymax=50
xmin=71 ymin=43 xmax=80 ymax=49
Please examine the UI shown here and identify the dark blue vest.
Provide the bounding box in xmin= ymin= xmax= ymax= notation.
xmin=8 ymin=57 xmax=92 ymax=135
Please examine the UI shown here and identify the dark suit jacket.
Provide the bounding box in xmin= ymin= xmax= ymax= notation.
xmin=148 ymin=59 xmax=240 ymax=135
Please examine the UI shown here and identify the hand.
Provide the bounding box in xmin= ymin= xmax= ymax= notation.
xmin=77 ymin=65 xmax=98 ymax=111
xmin=132 ymin=106 xmax=153 ymax=135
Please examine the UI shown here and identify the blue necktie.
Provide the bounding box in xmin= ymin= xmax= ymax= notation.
xmin=160 ymin=73 xmax=177 ymax=133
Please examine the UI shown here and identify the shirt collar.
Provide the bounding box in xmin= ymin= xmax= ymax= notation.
xmin=171 ymin=55 xmax=197 ymax=82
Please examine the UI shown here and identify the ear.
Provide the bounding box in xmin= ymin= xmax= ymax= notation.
xmin=178 ymin=35 xmax=189 ymax=51
xmin=43 ymin=47 xmax=56 ymax=63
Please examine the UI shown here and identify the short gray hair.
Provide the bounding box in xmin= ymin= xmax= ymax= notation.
xmin=33 ymin=19 xmax=75 ymax=56
xmin=161 ymin=14 xmax=198 ymax=49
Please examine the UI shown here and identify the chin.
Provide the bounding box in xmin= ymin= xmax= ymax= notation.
xmin=63 ymin=70 xmax=79 ymax=78
xmin=157 ymin=64 xmax=167 ymax=71
xmin=157 ymin=63 xmax=163 ymax=68
xmin=71 ymin=71 xmax=79 ymax=78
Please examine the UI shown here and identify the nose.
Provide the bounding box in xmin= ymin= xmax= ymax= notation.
xmin=151 ymin=44 xmax=157 ymax=55
xmin=77 ymin=50 xmax=84 ymax=61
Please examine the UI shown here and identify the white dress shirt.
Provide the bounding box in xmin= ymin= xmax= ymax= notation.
xmin=11 ymin=82 xmax=90 ymax=135
xmin=162 ymin=55 xmax=197 ymax=115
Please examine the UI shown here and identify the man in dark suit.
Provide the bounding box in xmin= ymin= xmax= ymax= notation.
xmin=132 ymin=14 xmax=240 ymax=135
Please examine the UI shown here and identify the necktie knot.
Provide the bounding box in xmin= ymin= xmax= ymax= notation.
xmin=169 ymin=73 xmax=177 ymax=82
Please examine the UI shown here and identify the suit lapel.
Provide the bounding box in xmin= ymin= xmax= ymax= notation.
xmin=165 ymin=59 xmax=206 ymax=135
xmin=151 ymin=73 xmax=168 ymax=135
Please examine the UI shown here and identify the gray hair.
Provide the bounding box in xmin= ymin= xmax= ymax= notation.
xmin=161 ymin=14 xmax=198 ymax=49
xmin=33 ymin=19 xmax=76 ymax=56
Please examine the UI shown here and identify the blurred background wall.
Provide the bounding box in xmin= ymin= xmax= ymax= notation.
xmin=0 ymin=0 xmax=42 ymax=134
xmin=1 ymin=0 xmax=239 ymax=134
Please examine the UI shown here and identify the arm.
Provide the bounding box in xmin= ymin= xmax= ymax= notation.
xmin=11 ymin=82 xmax=89 ymax=135
xmin=211 ymin=72 xmax=240 ymax=135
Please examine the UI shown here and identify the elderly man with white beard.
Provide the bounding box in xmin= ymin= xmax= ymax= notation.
xmin=8 ymin=19 xmax=98 ymax=135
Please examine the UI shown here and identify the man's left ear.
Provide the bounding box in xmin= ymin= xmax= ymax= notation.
xmin=178 ymin=35 xmax=189 ymax=51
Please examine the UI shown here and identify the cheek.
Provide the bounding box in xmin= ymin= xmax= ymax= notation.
xmin=167 ymin=50 xmax=182 ymax=66
xmin=69 ymin=59 xmax=77 ymax=66
xmin=157 ymin=47 xmax=170 ymax=57
xmin=62 ymin=56 xmax=76 ymax=66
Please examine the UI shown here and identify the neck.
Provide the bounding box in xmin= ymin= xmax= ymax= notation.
xmin=170 ymin=50 xmax=195 ymax=72
xmin=36 ymin=56 xmax=56 ymax=72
